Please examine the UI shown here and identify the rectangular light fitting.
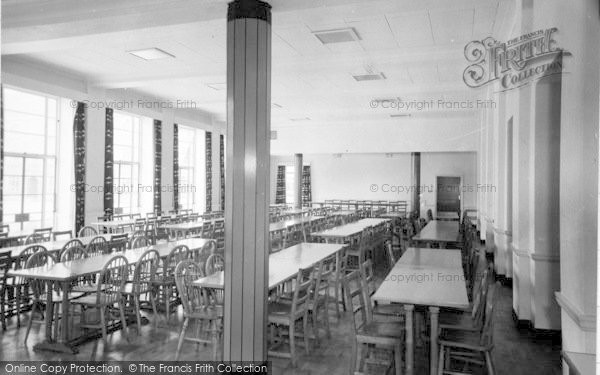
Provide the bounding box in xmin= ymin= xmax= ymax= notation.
xmin=207 ymin=83 xmax=227 ymax=91
xmin=390 ymin=114 xmax=412 ymax=118
xmin=313 ymin=27 xmax=361 ymax=44
xmin=128 ymin=48 xmax=175 ymax=60
xmin=289 ymin=117 xmax=311 ymax=122
xmin=353 ymin=72 xmax=386 ymax=81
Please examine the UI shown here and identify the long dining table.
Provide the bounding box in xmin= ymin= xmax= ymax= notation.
xmin=0 ymin=234 xmax=113 ymax=257
xmin=372 ymin=248 xmax=469 ymax=375
xmin=310 ymin=218 xmax=390 ymax=243
xmin=194 ymin=242 xmax=345 ymax=290
xmin=411 ymin=220 xmax=460 ymax=248
xmin=7 ymin=238 xmax=214 ymax=354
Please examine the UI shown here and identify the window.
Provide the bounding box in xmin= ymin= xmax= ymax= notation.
xmin=2 ymin=87 xmax=58 ymax=231
xmin=178 ymin=126 xmax=196 ymax=210
xmin=177 ymin=125 xmax=205 ymax=212
xmin=285 ymin=166 xmax=295 ymax=206
xmin=113 ymin=112 xmax=141 ymax=215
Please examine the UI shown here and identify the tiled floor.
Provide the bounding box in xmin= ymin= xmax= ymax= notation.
xmin=0 ymin=277 xmax=561 ymax=375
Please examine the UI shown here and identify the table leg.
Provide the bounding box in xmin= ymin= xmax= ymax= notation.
xmin=429 ymin=306 xmax=440 ymax=375
xmin=404 ymin=304 xmax=414 ymax=375
xmin=34 ymin=280 xmax=78 ymax=354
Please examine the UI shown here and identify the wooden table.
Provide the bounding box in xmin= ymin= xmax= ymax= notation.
xmin=161 ymin=221 xmax=205 ymax=238
xmin=7 ymin=238 xmax=214 ymax=354
xmin=194 ymin=242 xmax=344 ymax=290
xmin=311 ymin=218 xmax=389 ymax=243
xmin=0 ymin=234 xmax=112 ymax=257
xmin=436 ymin=212 xmax=459 ymax=221
xmin=91 ymin=219 xmax=138 ymax=233
xmin=372 ymin=248 xmax=469 ymax=375
xmin=269 ymin=217 xmax=322 ymax=234
xmin=411 ymin=220 xmax=460 ymax=248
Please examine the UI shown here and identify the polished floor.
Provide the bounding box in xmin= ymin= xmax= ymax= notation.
xmin=0 ymin=276 xmax=561 ymax=375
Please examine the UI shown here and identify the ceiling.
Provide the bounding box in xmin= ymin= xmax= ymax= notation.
xmin=1 ymin=0 xmax=516 ymax=129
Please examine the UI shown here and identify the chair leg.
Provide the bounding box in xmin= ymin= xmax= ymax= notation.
xmin=323 ymin=294 xmax=331 ymax=339
xmin=394 ymin=343 xmax=403 ymax=375
xmin=437 ymin=343 xmax=445 ymax=375
xmin=16 ymin=286 xmax=21 ymax=328
xmin=211 ymin=320 xmax=219 ymax=360
xmin=53 ymin=302 xmax=60 ymax=340
xmin=150 ymin=289 xmax=159 ymax=325
xmin=24 ymin=301 xmax=38 ymax=345
xmin=100 ymin=307 xmax=108 ymax=346
xmin=119 ymin=300 xmax=128 ymax=341
xmin=355 ymin=342 xmax=364 ymax=374
xmin=485 ymin=350 xmax=495 ymax=375
xmin=175 ymin=317 xmax=189 ymax=360
xmin=289 ymin=323 xmax=297 ymax=367
xmin=134 ymin=295 xmax=142 ymax=331
xmin=1 ymin=287 xmax=6 ymax=331
xmin=303 ymin=314 xmax=310 ymax=354
xmin=165 ymin=286 xmax=170 ymax=322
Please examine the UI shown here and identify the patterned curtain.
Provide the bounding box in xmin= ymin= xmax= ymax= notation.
xmin=220 ymin=134 xmax=225 ymax=211
xmin=0 ymin=85 xmax=3 ymax=222
xmin=103 ymin=108 xmax=114 ymax=220
xmin=275 ymin=165 xmax=286 ymax=204
xmin=153 ymin=120 xmax=162 ymax=214
xmin=205 ymin=132 xmax=212 ymax=212
xmin=302 ymin=165 xmax=312 ymax=207
xmin=73 ymin=102 xmax=86 ymax=233
xmin=173 ymin=124 xmax=179 ymax=212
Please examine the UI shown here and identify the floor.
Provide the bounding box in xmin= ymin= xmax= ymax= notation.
xmin=0 ymin=268 xmax=562 ymax=375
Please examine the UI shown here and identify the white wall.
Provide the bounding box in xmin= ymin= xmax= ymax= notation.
xmin=271 ymin=152 xmax=477 ymax=215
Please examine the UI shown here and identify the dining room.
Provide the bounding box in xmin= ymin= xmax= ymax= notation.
xmin=0 ymin=0 xmax=598 ymax=374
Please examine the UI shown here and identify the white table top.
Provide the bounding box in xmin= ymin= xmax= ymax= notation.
xmin=0 ymin=234 xmax=113 ymax=257
xmin=269 ymin=217 xmax=321 ymax=232
xmin=91 ymin=219 xmax=138 ymax=228
xmin=194 ymin=242 xmax=344 ymax=290
xmin=373 ymin=248 xmax=469 ymax=309
xmin=412 ymin=220 xmax=460 ymax=243
xmin=161 ymin=222 xmax=205 ymax=231
xmin=311 ymin=218 xmax=389 ymax=239
xmin=8 ymin=238 xmax=214 ymax=282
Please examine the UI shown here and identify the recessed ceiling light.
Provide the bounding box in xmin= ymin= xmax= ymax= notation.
xmin=206 ymin=83 xmax=227 ymax=91
xmin=128 ymin=48 xmax=175 ymax=60
xmin=272 ymin=103 xmax=283 ymax=108
xmin=390 ymin=114 xmax=412 ymax=118
xmin=313 ymin=27 xmax=361 ymax=44
xmin=290 ymin=117 xmax=311 ymax=122
xmin=352 ymin=72 xmax=386 ymax=81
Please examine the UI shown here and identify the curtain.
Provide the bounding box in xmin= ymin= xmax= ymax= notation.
xmin=73 ymin=102 xmax=86 ymax=233
xmin=302 ymin=165 xmax=312 ymax=207
xmin=153 ymin=120 xmax=162 ymax=214
xmin=275 ymin=165 xmax=286 ymax=204
xmin=103 ymin=108 xmax=114 ymax=219
xmin=220 ymin=134 xmax=225 ymax=211
xmin=173 ymin=123 xmax=179 ymax=212
xmin=205 ymin=131 xmax=212 ymax=212
xmin=0 ymin=85 xmax=3 ymax=222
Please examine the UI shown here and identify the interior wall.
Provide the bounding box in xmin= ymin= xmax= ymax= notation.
xmin=271 ymin=152 xmax=477 ymax=215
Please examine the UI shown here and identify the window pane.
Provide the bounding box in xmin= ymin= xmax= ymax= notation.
xmin=24 ymin=177 xmax=43 ymax=195
xmin=5 ymin=133 xmax=45 ymax=154
xmin=4 ymin=176 xmax=22 ymax=195
xmin=23 ymin=195 xmax=42 ymax=213
xmin=4 ymin=111 xmax=45 ymax=135
xmin=114 ymin=145 xmax=132 ymax=161
xmin=4 ymin=157 xmax=23 ymax=175
xmin=47 ymin=98 xmax=57 ymax=118
xmin=4 ymin=88 xmax=45 ymax=116
xmin=4 ymin=195 xmax=22 ymax=215
xmin=25 ymin=158 xmax=44 ymax=176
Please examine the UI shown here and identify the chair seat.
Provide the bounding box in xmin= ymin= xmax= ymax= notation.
xmin=356 ymin=321 xmax=405 ymax=343
xmin=122 ymin=282 xmax=151 ymax=295
xmin=72 ymin=283 xmax=108 ymax=293
xmin=39 ymin=291 xmax=85 ymax=303
xmin=72 ymin=292 xmax=121 ymax=306
xmin=438 ymin=328 xmax=490 ymax=351
xmin=268 ymin=301 xmax=305 ymax=324
xmin=187 ymin=305 xmax=224 ymax=320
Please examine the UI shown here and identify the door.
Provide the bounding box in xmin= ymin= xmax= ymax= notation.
xmin=436 ymin=176 xmax=461 ymax=214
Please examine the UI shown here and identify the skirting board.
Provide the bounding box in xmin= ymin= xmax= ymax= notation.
xmin=511 ymin=309 xmax=562 ymax=342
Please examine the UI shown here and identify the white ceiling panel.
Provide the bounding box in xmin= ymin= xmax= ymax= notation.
xmin=429 ymin=9 xmax=474 ymax=45
xmin=386 ymin=11 xmax=434 ymax=48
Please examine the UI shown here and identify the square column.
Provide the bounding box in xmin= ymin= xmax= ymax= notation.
xmin=224 ymin=0 xmax=272 ymax=361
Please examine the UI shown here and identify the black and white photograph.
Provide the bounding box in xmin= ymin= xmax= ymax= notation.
xmin=0 ymin=0 xmax=597 ymax=374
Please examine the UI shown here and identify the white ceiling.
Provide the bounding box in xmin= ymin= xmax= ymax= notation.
xmin=1 ymin=0 xmax=516 ymax=128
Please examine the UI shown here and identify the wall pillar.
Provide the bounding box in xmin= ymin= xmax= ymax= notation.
xmin=223 ymin=0 xmax=271 ymax=361
xmin=411 ymin=152 xmax=421 ymax=216
xmin=295 ymin=153 xmax=302 ymax=209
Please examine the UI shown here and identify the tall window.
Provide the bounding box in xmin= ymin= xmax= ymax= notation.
xmin=285 ymin=166 xmax=295 ymax=206
xmin=178 ymin=126 xmax=196 ymax=210
xmin=113 ymin=112 xmax=140 ymax=215
xmin=3 ymin=87 xmax=58 ymax=231
xmin=177 ymin=124 xmax=205 ymax=212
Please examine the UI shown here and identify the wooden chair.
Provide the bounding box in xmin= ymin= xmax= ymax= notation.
xmin=85 ymin=236 xmax=109 ymax=257
xmin=78 ymin=226 xmax=98 ymax=238
xmin=12 ymin=244 xmax=46 ymax=327
xmin=53 ymin=230 xmax=73 ymax=241
xmin=268 ymin=267 xmax=314 ymax=367
xmin=204 ymin=253 xmax=224 ymax=276
xmin=59 ymin=239 xmax=84 ymax=260
xmin=123 ymin=249 xmax=160 ymax=331
xmin=60 ymin=245 xmax=87 ymax=262
xmin=0 ymin=252 xmax=13 ymax=331
xmin=361 ymin=259 xmax=404 ymax=321
xmin=130 ymin=235 xmax=151 ymax=249
xmin=307 ymin=257 xmax=334 ymax=345
xmin=437 ymin=283 xmax=499 ymax=375
xmin=109 ymin=233 xmax=129 ymax=252
xmin=73 ymin=255 xmax=130 ymax=346
xmin=24 ymin=232 xmax=45 ymax=245
xmin=174 ymin=260 xmax=223 ymax=360
xmin=33 ymin=227 xmax=53 ymax=242
xmin=153 ymin=245 xmax=190 ymax=321
xmin=342 ymin=269 xmax=404 ymax=375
